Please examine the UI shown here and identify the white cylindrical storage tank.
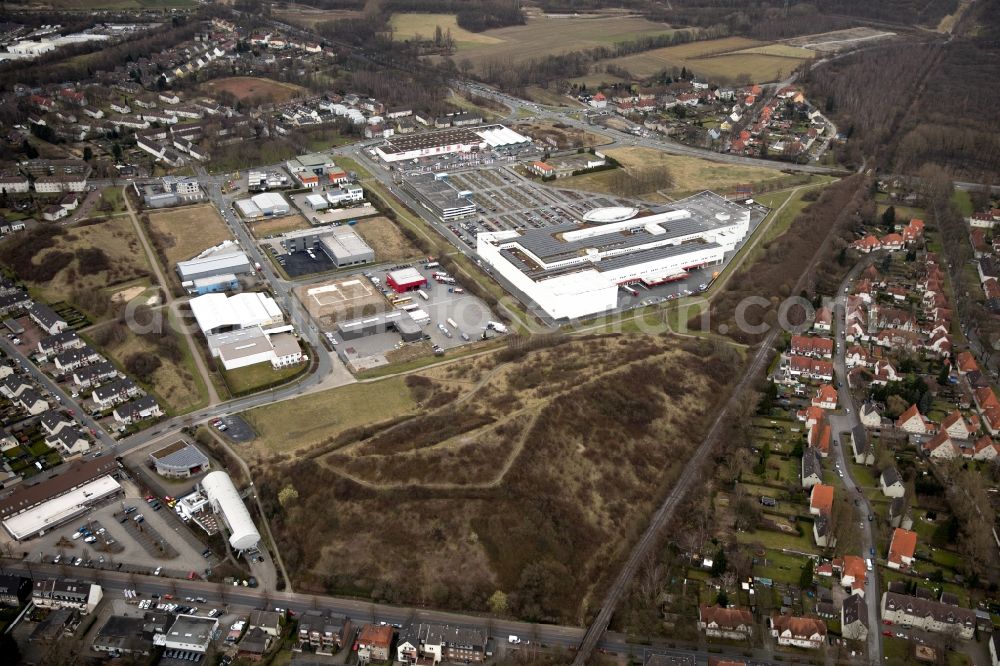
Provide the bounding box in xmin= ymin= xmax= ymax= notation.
xmin=201 ymin=471 xmax=260 ymax=551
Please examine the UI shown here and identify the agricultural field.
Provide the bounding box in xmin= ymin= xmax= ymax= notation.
xmin=255 ymin=335 xmax=735 ymax=621
xmin=390 ymin=13 xmax=503 ymax=46
xmin=437 ymin=14 xmax=675 ymax=70
xmin=559 ymin=146 xmax=790 ymax=198
xmin=0 ymin=216 xmax=150 ymax=319
xmin=353 ymin=216 xmax=422 ymax=264
xmin=249 ymin=215 xmax=312 ymax=238
xmin=605 ymin=36 xmax=814 ymax=83
xmin=272 ymin=6 xmax=362 ymax=28
xmin=145 ymin=204 xmax=231 ymax=266
xmin=200 ymin=77 xmax=307 ymax=104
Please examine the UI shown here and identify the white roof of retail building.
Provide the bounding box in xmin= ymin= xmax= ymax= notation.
xmin=2 ymin=476 xmax=121 ymax=540
xmin=475 ymin=126 xmax=530 ymax=147
xmin=189 ymin=292 xmax=283 ymax=334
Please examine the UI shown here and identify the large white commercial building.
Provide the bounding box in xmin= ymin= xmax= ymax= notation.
xmin=477 ymin=192 xmax=751 ymax=320
xmin=207 ymin=325 xmax=302 ymax=370
xmin=235 ymin=192 xmax=291 ymax=219
xmin=176 ymin=242 xmax=253 ymax=282
xmin=189 ymin=292 xmax=283 ymax=335
xmin=201 ymin=471 xmax=260 ymax=551
xmin=375 ymin=124 xmax=530 ymax=163
xmin=2 ymin=476 xmax=121 ymax=540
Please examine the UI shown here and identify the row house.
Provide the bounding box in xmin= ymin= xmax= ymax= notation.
xmin=40 ymin=410 xmax=73 ymax=437
xmin=696 ymin=605 xmax=754 ymax=641
xmin=880 ymin=591 xmax=975 ymax=639
xmin=112 ymin=396 xmax=162 ymax=425
xmin=790 ymin=335 xmax=833 ymax=358
xmin=295 ymin=612 xmax=352 ymax=654
xmin=53 ymin=345 xmax=102 ymax=374
xmin=0 ymin=176 xmax=30 ymax=193
xmin=769 ymin=615 xmax=827 ymax=649
xmin=34 ymin=175 xmax=87 ymax=193
xmin=0 ymin=289 xmax=32 ymax=316
xmin=17 ymin=388 xmax=48 ymax=415
xmin=397 ymin=623 xmax=487 ymax=664
xmin=0 ymin=375 xmax=32 ymax=399
xmin=32 ymin=580 xmax=102 ymax=615
xmin=38 ymin=330 xmax=83 ymax=358
xmin=46 ymin=427 xmax=90 ymax=457
xmin=73 ymin=361 xmax=119 ymax=389
xmin=808 ymin=415 xmax=832 ymax=457
xmin=92 ymin=378 xmax=141 ymax=409
xmin=788 ymin=355 xmax=834 ymax=381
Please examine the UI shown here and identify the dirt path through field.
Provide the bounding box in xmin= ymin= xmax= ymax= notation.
xmin=122 ymin=185 xmax=220 ymax=407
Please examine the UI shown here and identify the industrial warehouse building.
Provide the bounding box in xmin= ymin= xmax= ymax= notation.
xmin=281 ymin=227 xmax=374 ymax=267
xmin=176 ymin=242 xmax=253 ymax=282
xmin=337 ymin=309 xmax=423 ymax=342
xmin=375 ymin=124 xmax=530 ymax=163
xmin=386 ymin=267 xmax=428 ymax=293
xmin=189 ymin=292 xmax=284 ymax=335
xmin=402 ymin=172 xmax=476 ymax=221
xmin=477 ymin=192 xmax=751 ymax=319
xmin=207 ymin=326 xmax=302 ymax=370
xmin=201 ymin=471 xmax=260 ymax=551
xmin=149 ymin=440 xmax=210 ymax=479
xmin=235 ymin=192 xmax=291 ymax=219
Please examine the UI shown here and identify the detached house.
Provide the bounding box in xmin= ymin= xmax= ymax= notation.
xmin=841 ymin=594 xmax=869 ymax=642
xmin=941 ymin=410 xmax=974 ymax=440
xmin=801 ymin=448 xmax=823 ymax=489
xmin=357 ymin=624 xmax=393 ymax=664
xmin=811 ymin=385 xmax=837 ymax=410
xmin=887 ymin=528 xmax=917 ymax=570
xmin=973 ymin=435 xmax=1000 ymax=461
xmin=813 ymin=307 xmax=832 ymax=332
xmin=921 ymin=431 xmax=960 ymax=459
xmin=769 ymin=615 xmax=827 ymax=649
xmin=16 ymin=388 xmax=48 ymax=415
xmin=28 ymin=303 xmax=67 ymax=335
xmin=895 ymin=404 xmax=934 ymax=435
xmin=39 ymin=410 xmax=73 ymax=436
xmin=46 ymin=427 xmax=90 ymax=457
xmin=840 ymin=555 xmax=867 ymax=596
xmin=112 ymin=396 xmax=161 ymax=425
xmin=879 ymin=466 xmax=905 ymax=498
xmin=697 ymin=605 xmax=754 ymax=641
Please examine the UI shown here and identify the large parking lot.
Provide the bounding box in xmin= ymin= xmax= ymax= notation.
xmin=329 ymin=262 xmax=499 ymax=369
xmin=30 ymin=477 xmax=212 ymax=577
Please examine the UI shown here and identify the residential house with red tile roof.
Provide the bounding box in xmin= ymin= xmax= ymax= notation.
xmin=813 ymin=307 xmax=832 ymax=332
xmin=788 ymin=356 xmax=834 ymax=381
xmin=940 ymin=411 xmax=973 ymax=440
xmin=769 ymin=615 xmax=827 ymax=649
xmin=973 ymin=436 xmax=1000 ymax=461
xmin=809 ymin=484 xmax=834 ymax=516
xmin=887 ymin=528 xmax=917 ymax=570
xmin=811 ymin=385 xmax=838 ymax=410
xmin=791 ymin=335 xmax=834 ymax=358
xmin=841 ymin=555 xmax=867 ymax=596
xmin=808 ymin=417 xmax=832 ymax=457
xmin=852 ymin=235 xmax=881 ymax=253
xmin=845 ymin=345 xmax=874 ymax=368
xmin=922 ymin=431 xmax=960 ymax=459
xmin=895 ymin=404 xmax=934 ymax=435
xmin=881 ymin=233 xmax=904 ymax=250
xmin=697 ymin=605 xmax=754 ymax=641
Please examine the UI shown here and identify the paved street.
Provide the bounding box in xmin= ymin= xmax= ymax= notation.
xmin=830 ymin=255 xmax=884 ymax=665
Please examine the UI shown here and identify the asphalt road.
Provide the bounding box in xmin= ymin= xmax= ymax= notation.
xmin=0 ymin=337 xmax=115 ymax=449
xmin=830 ymin=256 xmax=884 ymax=664
xmin=2 ymin=559 xmax=785 ymax=665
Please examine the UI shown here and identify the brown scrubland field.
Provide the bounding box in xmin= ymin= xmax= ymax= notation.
xmin=255 ymin=334 xmax=738 ymax=622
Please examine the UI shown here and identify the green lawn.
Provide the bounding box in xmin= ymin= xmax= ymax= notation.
xmin=951 ymin=189 xmax=974 ymax=217
xmin=736 ymin=527 xmax=818 ymax=554
xmin=754 ymin=549 xmax=811 ymax=585
xmin=241 ymin=376 xmax=418 ymax=454
xmin=99 ymin=186 xmax=127 ymax=214
xmin=222 ymin=360 xmax=307 ymax=395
